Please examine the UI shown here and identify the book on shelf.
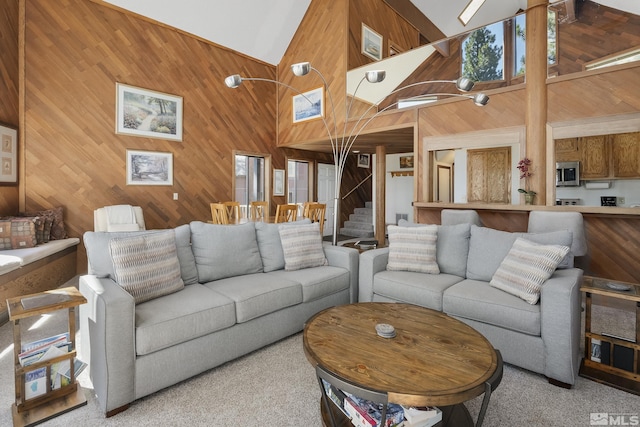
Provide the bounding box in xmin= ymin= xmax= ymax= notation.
xmin=321 ymin=379 xmax=349 ymax=418
xmin=343 ymin=392 xmax=405 ymax=427
xmin=401 ymin=406 xmax=442 ymax=427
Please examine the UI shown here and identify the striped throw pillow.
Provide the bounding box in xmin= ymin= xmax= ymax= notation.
xmin=490 ymin=237 xmax=570 ymax=305
xmin=278 ymin=222 xmax=328 ymax=271
xmin=386 ymin=225 xmax=440 ymax=274
xmin=109 ymin=231 xmax=184 ymax=304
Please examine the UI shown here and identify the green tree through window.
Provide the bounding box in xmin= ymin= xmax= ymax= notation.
xmin=462 ymin=24 xmax=504 ymax=82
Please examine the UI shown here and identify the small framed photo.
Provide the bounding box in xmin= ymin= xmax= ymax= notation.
xmin=292 ymin=87 xmax=324 ymax=123
xmin=126 ymin=150 xmax=173 ymax=186
xmin=116 ymin=83 xmax=183 ymax=141
xmin=273 ymin=169 xmax=285 ymax=196
xmin=400 ymin=155 xmax=414 ymax=169
xmin=357 ymin=154 xmax=370 ymax=169
xmin=362 ymin=24 xmax=383 ymax=61
xmin=0 ymin=123 xmax=17 ymax=184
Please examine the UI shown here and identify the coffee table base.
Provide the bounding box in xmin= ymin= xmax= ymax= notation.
xmin=319 ymin=398 xmax=473 ymax=427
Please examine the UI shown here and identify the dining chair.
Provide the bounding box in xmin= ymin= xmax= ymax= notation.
xmin=303 ymin=202 xmax=326 ymax=234
xmin=210 ymin=203 xmax=229 ymax=224
xmin=223 ymin=201 xmax=241 ymax=223
xmin=275 ymin=204 xmax=298 ymax=223
xmin=250 ymin=201 xmax=268 ymax=221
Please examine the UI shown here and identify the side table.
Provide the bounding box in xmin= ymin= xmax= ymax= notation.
xmin=579 ymin=276 xmax=640 ymax=395
xmin=7 ymin=286 xmax=87 ymax=426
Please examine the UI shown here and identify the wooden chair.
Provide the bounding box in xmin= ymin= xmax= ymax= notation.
xmin=223 ymin=201 xmax=241 ymax=223
xmin=210 ymin=203 xmax=229 ymax=224
xmin=250 ymin=201 xmax=268 ymax=220
xmin=275 ymin=204 xmax=298 ymax=223
xmin=303 ymin=202 xmax=326 ymax=234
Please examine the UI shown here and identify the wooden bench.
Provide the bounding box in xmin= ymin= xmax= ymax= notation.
xmin=0 ymin=238 xmax=79 ymax=325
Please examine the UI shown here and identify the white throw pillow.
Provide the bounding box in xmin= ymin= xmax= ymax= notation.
xmin=278 ymin=222 xmax=328 ymax=271
xmin=109 ymin=230 xmax=184 ymax=304
xmin=386 ymin=224 xmax=440 ymax=274
xmin=490 ymin=237 xmax=570 ymax=305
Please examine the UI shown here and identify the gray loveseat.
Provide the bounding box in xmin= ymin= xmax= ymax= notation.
xmin=79 ymin=220 xmax=358 ymax=416
xmin=359 ymin=222 xmax=583 ymax=387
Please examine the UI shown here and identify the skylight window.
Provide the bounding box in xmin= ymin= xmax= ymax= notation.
xmin=459 ymin=0 xmax=487 ymax=26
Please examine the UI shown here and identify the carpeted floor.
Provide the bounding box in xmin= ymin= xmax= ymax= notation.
xmin=1 ymin=296 xmax=638 ymax=426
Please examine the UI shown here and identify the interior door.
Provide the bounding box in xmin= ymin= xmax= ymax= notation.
xmin=317 ymin=163 xmax=335 ymax=237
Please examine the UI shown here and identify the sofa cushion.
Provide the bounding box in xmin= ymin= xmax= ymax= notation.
xmin=134 ymin=284 xmax=236 ymax=355
xmin=84 ymin=229 xmax=202 ymax=285
xmin=387 ymin=225 xmax=439 ymax=274
xmin=190 ymin=221 xmax=263 ymax=281
xmin=373 ymin=270 xmax=463 ymax=311
xmin=204 ymin=273 xmax=302 ymax=323
xmin=436 ymin=223 xmax=471 ymax=277
xmin=109 ymin=231 xmax=185 ymax=304
xmin=443 ymin=279 xmax=541 ymax=336
xmin=466 ymin=225 xmax=573 ymax=282
xmin=278 ymin=222 xmax=328 ymax=271
xmin=255 ymin=219 xmax=311 ymax=272
xmin=266 ymin=266 xmax=349 ymax=302
xmin=20 ymin=206 xmax=67 ymax=240
xmin=490 ymin=237 xmax=570 ymax=304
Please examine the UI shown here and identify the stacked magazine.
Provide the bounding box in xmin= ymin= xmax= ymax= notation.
xmin=19 ymin=333 xmax=87 ymax=399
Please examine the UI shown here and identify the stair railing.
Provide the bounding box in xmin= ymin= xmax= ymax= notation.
xmin=342 ymin=173 xmax=372 ymax=200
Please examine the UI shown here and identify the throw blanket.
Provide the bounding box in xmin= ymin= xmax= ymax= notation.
xmin=105 ymin=205 xmax=140 ymax=232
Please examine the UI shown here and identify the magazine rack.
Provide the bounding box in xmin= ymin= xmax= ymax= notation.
xmin=7 ymin=287 xmax=87 ymax=427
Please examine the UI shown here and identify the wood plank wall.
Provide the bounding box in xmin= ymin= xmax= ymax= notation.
xmin=0 ymin=0 xmax=20 ymax=215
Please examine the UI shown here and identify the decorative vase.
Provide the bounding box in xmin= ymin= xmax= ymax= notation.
xmin=524 ymin=193 xmax=535 ymax=205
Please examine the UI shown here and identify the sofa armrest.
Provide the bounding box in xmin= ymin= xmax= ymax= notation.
xmin=323 ymin=243 xmax=360 ymax=303
xmin=79 ymin=275 xmax=136 ymax=414
xmin=540 ymin=268 xmax=583 ymax=385
xmin=358 ymin=248 xmax=389 ymax=302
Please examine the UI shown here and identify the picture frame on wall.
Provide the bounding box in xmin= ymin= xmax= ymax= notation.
xmin=273 ymin=169 xmax=285 ymax=196
xmin=399 ymin=155 xmax=414 ymax=169
xmin=0 ymin=123 xmax=18 ymax=184
xmin=292 ymin=87 xmax=324 ymax=123
xmin=116 ymin=83 xmax=183 ymax=141
xmin=361 ymin=24 xmax=383 ymax=61
xmin=357 ymin=153 xmax=370 ymax=168
xmin=126 ymin=149 xmax=173 ymax=186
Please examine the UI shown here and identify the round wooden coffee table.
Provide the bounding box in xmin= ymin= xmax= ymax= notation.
xmin=303 ymin=302 xmax=502 ymax=427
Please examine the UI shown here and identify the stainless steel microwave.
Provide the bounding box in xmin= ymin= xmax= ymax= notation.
xmin=556 ymin=161 xmax=580 ymax=187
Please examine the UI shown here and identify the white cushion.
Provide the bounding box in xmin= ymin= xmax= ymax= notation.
xmin=278 ymin=222 xmax=327 ymax=271
xmin=109 ymin=230 xmax=184 ymax=304
xmin=386 ymin=224 xmax=439 ymax=274
xmin=490 ymin=237 xmax=570 ymax=305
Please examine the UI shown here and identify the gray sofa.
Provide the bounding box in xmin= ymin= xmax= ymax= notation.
xmin=359 ymin=222 xmax=583 ymax=387
xmin=79 ymin=220 xmax=359 ymax=416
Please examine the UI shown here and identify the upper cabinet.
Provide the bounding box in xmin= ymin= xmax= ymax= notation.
xmin=555 ymin=132 xmax=640 ymax=180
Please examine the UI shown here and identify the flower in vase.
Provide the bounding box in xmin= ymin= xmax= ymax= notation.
xmin=517 ymin=157 xmax=536 ymax=196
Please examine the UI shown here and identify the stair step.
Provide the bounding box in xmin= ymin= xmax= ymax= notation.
xmin=353 ymin=207 xmax=372 ymax=216
xmin=340 ymin=228 xmax=375 ymax=238
xmin=365 ymin=201 xmax=373 ymax=209
xmin=349 ymin=214 xmax=372 ymax=223
xmin=343 ymin=220 xmax=374 ymax=231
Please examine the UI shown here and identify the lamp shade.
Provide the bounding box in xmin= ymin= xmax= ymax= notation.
xmin=291 ymin=62 xmax=311 ymax=76
xmin=225 ymin=75 xmax=243 ymax=88
xmin=456 ymin=77 xmax=475 ymax=92
xmin=472 ymin=93 xmax=489 ymax=106
xmin=365 ymin=70 xmax=386 ymax=83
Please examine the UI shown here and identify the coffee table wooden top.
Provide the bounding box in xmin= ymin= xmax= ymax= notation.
xmin=303 ymin=302 xmax=499 ymax=407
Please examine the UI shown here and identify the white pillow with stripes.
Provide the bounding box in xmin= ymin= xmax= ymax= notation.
xmin=490 ymin=237 xmax=570 ymax=305
xmin=386 ymin=225 xmax=440 ymax=274
xmin=278 ymin=222 xmax=328 ymax=271
xmin=109 ymin=231 xmax=184 ymax=304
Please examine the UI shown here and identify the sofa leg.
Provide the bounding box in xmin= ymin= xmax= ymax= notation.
xmin=548 ymin=378 xmax=573 ymax=389
xmin=106 ymin=404 xmax=130 ymax=418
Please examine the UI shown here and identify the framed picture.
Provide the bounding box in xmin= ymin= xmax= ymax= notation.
xmin=399 ymin=155 xmax=414 ymax=169
xmin=357 ymin=153 xmax=370 ymax=169
xmin=0 ymin=123 xmax=17 ymax=184
xmin=292 ymin=87 xmax=324 ymax=123
xmin=116 ymin=83 xmax=183 ymax=141
xmin=361 ymin=24 xmax=383 ymax=61
xmin=273 ymin=169 xmax=285 ymax=196
xmin=126 ymin=150 xmax=173 ymax=186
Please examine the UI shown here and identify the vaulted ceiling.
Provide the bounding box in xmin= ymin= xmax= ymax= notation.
xmin=102 ymin=0 xmax=640 ymax=66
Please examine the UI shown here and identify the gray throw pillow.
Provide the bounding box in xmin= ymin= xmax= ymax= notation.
xmin=174 ymin=224 xmax=199 ymax=285
xmin=436 ymin=223 xmax=471 ymax=277
xmin=190 ymin=221 xmax=263 ymax=282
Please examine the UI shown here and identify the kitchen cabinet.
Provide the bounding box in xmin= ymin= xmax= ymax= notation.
xmin=467 ymin=147 xmax=511 ymax=204
xmin=580 ymin=135 xmax=610 ymax=179
xmin=612 ymin=132 xmax=640 ymax=178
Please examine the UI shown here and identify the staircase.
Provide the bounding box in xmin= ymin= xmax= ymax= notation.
xmin=340 ymin=201 xmax=374 ymax=238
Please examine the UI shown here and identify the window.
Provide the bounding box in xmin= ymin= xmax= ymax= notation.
xmin=513 ymin=11 xmax=557 ymax=77
xmin=235 ymin=154 xmax=265 ymax=216
xmin=461 ymin=21 xmax=505 ymax=83
xmin=287 ymin=160 xmax=309 ymax=204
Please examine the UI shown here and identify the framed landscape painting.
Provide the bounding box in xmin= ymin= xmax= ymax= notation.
xmin=0 ymin=123 xmax=17 ymax=184
xmin=116 ymin=83 xmax=183 ymax=141
xmin=292 ymin=87 xmax=324 ymax=123
xmin=361 ymin=24 xmax=383 ymax=61
xmin=126 ymin=150 xmax=173 ymax=186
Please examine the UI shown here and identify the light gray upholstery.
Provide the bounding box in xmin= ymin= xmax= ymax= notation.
xmin=359 ymin=219 xmax=583 ymax=386
xmin=440 ymin=209 xmax=483 ymax=226
xmin=527 ymin=211 xmax=587 ymax=256
xmin=79 ymin=223 xmax=359 ymax=415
